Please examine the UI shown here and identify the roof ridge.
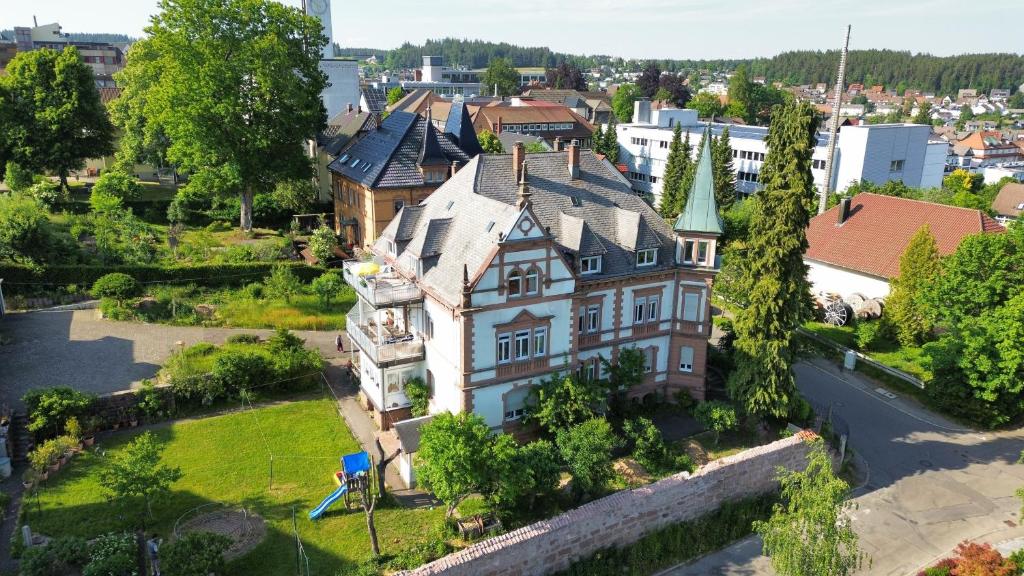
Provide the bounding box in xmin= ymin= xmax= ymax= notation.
xmin=858 ymin=192 xmax=988 ymax=218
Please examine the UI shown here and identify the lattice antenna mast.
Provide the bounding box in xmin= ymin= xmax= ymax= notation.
xmin=819 ymin=25 xmax=852 ymax=215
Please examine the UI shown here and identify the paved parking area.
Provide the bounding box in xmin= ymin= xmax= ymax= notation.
xmin=0 ymin=309 xmax=345 ymax=405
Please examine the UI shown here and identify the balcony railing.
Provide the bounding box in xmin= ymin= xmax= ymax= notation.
xmin=346 ymin=309 xmax=425 ymax=366
xmin=343 ymin=260 xmax=422 ymax=308
xmin=496 ymin=357 xmax=550 ymax=379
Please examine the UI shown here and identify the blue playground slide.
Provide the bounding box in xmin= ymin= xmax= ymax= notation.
xmin=308 ymin=484 xmax=349 ymax=520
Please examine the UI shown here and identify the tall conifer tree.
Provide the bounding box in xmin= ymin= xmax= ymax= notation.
xmin=712 ymin=127 xmax=738 ymax=211
xmin=602 ymin=119 xmax=619 ymax=163
xmin=658 ymin=124 xmax=686 ymax=218
xmin=727 ymin=101 xmax=819 ymax=418
xmin=592 ymin=124 xmax=604 ymax=155
xmin=677 ymin=129 xmax=703 ymax=214
xmin=886 ymin=224 xmax=940 ymax=346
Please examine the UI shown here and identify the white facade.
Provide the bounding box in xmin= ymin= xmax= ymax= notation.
xmin=806 ymin=260 xmax=891 ymax=300
xmin=303 ymin=0 xmax=361 ymax=120
xmin=618 ymin=103 xmax=945 ymax=207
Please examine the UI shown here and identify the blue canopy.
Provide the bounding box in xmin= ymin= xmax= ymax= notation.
xmin=342 ymin=451 xmax=371 ymax=475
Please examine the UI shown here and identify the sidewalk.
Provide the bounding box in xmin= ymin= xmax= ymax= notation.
xmin=323 ymin=362 xmax=435 ymax=509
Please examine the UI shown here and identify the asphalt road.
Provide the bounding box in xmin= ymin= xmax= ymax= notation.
xmin=663 ymin=358 xmax=1024 ymax=576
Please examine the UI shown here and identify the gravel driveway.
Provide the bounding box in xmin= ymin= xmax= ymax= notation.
xmin=0 ymin=309 xmax=347 ymax=405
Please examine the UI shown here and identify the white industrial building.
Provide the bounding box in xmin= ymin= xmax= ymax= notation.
xmin=618 ymin=100 xmax=947 ymax=206
xmin=303 ymin=0 xmax=360 ymax=120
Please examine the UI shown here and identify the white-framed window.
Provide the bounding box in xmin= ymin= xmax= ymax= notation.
xmin=587 ymin=305 xmax=600 ymax=333
xmin=525 ymin=268 xmax=539 ymax=295
xmin=633 ymin=296 xmax=646 ymax=324
xmin=643 ymin=347 xmax=655 ymax=373
xmin=682 ymin=239 xmax=695 ymax=264
xmin=679 ymin=346 xmax=694 ymax=372
xmin=504 ymin=386 xmax=531 ymax=421
xmin=497 ymin=334 xmax=511 ymax=364
xmin=514 ymin=330 xmax=530 ymax=360
xmin=647 ymin=297 xmax=659 ymax=322
xmin=637 ymin=249 xmax=657 ymax=267
xmin=533 ymin=327 xmax=547 ymax=357
xmin=577 ymin=305 xmax=586 ymax=333
xmin=580 ymin=255 xmax=602 ymax=274
xmin=425 ymin=311 xmax=434 ymax=339
xmin=697 ymin=240 xmax=710 ymax=265
xmin=682 ymin=292 xmax=700 ymax=322
xmin=507 ymin=270 xmax=522 ymax=296
xmin=584 ymin=359 xmax=597 ymax=381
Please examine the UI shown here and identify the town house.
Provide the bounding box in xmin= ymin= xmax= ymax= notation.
xmin=342 ymin=138 xmax=723 ymax=436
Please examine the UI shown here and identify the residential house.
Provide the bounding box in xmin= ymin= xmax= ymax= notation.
xmin=952 ymin=131 xmax=1023 ymax=168
xmin=992 ymin=182 xmax=1024 ymax=224
xmin=805 ymin=193 xmax=1003 ymax=299
xmin=330 ymin=108 xmax=480 ymax=247
xmin=8 ymin=22 xmax=125 ymax=87
xmin=342 ymin=139 xmax=723 ymax=462
xmin=312 ymin=105 xmax=378 ymax=202
xmin=473 ymin=103 xmax=595 ymax=148
xmin=520 ymin=88 xmax=614 ymax=125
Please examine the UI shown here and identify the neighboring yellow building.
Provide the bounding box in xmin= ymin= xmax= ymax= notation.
xmin=330 ymin=105 xmax=482 ymax=248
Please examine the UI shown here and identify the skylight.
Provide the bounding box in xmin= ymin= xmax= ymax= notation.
xmin=570 ymin=196 xmax=582 ymax=207
xmin=339 ymin=154 xmax=350 ymax=163
xmin=446 ymin=200 xmax=455 ymax=211
xmin=485 ymin=221 xmax=495 ymax=232
xmin=350 ymin=158 xmax=360 ymax=167
xmin=362 ymin=162 xmax=372 ymax=172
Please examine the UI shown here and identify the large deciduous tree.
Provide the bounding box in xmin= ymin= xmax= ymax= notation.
xmin=611 ymin=83 xmax=641 ymax=123
xmin=755 ymin=441 xmax=865 ymax=576
xmin=114 ymin=0 xmax=328 ymax=232
xmin=481 ymin=57 xmax=520 ymax=97
xmin=637 ymin=63 xmax=662 ymax=98
xmin=885 ymin=224 xmax=940 ymax=346
xmin=1 ymin=47 xmax=114 ymax=188
xmin=545 ymin=61 xmax=586 ymax=91
xmin=416 ymin=412 xmax=492 ymax=520
xmin=727 ymin=102 xmax=818 ymax=418
xmin=687 ymin=92 xmax=724 ymax=119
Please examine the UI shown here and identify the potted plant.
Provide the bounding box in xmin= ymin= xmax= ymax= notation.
xmin=83 ymin=415 xmax=101 ymax=446
xmin=22 ymin=469 xmax=38 ymax=490
xmin=65 ymin=417 xmax=83 ymax=451
xmin=127 ymin=406 xmax=139 ymax=428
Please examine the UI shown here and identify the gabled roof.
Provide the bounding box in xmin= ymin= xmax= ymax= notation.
xmin=992 ymin=183 xmax=1024 ymax=218
xmin=444 ymin=101 xmax=484 ymax=157
xmin=361 ymin=86 xmax=387 ymax=114
xmin=674 ymin=131 xmax=724 ymax=235
xmin=806 ymin=193 xmax=1004 ymax=279
xmin=327 ymin=111 xmax=476 ymax=189
xmin=388 ymin=88 xmax=443 ymax=114
xmin=319 ymin=108 xmax=375 ymax=156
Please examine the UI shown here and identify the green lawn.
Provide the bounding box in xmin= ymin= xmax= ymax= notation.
xmin=28 ymin=398 xmax=444 ymax=575
xmin=217 ymin=292 xmax=354 ymax=331
xmin=802 ymin=321 xmax=931 ymax=381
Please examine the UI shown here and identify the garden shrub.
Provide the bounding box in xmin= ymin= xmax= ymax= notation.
xmin=27 ymin=180 xmax=66 ymax=208
xmin=556 ymin=419 xmax=621 ymax=498
xmin=82 ymin=532 xmax=136 ymax=576
xmin=4 ymin=161 xmax=34 ymax=192
xmin=405 ymin=377 xmax=430 ymax=417
xmin=163 ymin=531 xmax=232 ymax=576
xmin=211 ymin=349 xmax=272 ymax=395
xmin=226 ymin=333 xmax=261 ymax=344
xmin=92 ymin=272 xmax=141 ymax=303
xmin=488 ymin=438 xmax=561 ymax=520
xmin=308 ymin=226 xmax=338 ymax=265
xmin=89 ymin=189 xmax=124 ymax=214
xmin=92 ymin=171 xmax=143 ymax=201
xmin=0 ymin=192 xmax=69 ymax=267
xmin=855 ymin=319 xmax=884 ymax=351
xmin=311 ymin=270 xmax=345 ymax=305
xmin=693 ymin=401 xmax=739 ymax=445
xmin=264 ymin=264 xmax=303 ymax=303
xmin=23 ymin=387 xmax=96 ymax=440
xmin=622 ymin=417 xmax=670 ymax=472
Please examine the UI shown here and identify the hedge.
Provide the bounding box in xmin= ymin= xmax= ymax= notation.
xmin=0 ymin=262 xmax=325 ymax=295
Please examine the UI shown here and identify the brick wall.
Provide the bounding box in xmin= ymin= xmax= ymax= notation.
xmin=396 ymin=432 xmax=816 ymax=576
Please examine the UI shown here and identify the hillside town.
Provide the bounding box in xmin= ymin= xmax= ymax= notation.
xmin=1 ymin=2 xmax=1023 ymax=576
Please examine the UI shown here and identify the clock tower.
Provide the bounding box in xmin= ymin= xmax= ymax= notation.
xmin=303 ymin=0 xmax=334 ymax=59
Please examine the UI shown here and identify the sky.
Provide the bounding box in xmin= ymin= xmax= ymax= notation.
xmin=2 ymin=0 xmax=1020 ymax=60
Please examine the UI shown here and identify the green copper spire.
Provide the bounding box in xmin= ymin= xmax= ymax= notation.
xmin=673 ymin=127 xmax=724 ymax=235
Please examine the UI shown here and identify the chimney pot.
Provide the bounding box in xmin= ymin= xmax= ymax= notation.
xmin=450 ymin=160 xmax=461 ymax=178
xmin=837 ymin=197 xmax=851 ymax=225
xmin=347 ymin=102 xmax=353 ymax=113
xmin=512 ymin=142 xmax=525 ymax=182
xmin=568 ymin=141 xmax=580 ymax=179
xmin=553 ymin=137 xmax=562 ymax=152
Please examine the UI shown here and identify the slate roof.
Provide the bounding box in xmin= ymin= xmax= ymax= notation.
xmin=806 ymin=193 xmax=1004 ymax=279
xmin=444 ymin=101 xmax=484 ymax=156
xmin=674 ymin=130 xmax=724 ymax=235
xmin=361 ymin=86 xmax=387 ymax=114
xmin=376 ymin=150 xmax=678 ymax=307
xmin=319 ymin=109 xmax=375 ymax=156
xmin=327 ymin=110 xmax=475 ymax=189
xmin=992 ymin=182 xmax=1024 ymax=218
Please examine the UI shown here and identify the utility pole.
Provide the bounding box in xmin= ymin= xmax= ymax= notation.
xmin=818 ymin=25 xmax=852 ymax=215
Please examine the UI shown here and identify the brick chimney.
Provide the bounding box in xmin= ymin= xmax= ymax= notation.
xmin=553 ymin=137 xmax=562 ymax=151
xmin=836 ymin=197 xmax=852 ymax=225
xmin=512 ymin=142 xmax=525 ymax=182
xmin=567 ymin=140 xmax=580 ymax=179
xmin=414 ymin=69 xmax=422 ymax=81
xmin=450 ymin=160 xmax=461 ymax=178
xmin=496 ymin=117 xmax=503 ymax=134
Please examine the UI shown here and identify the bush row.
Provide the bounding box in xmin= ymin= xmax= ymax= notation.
xmin=0 ymin=262 xmax=324 ymax=296
xmin=553 ymin=492 xmax=777 ymax=576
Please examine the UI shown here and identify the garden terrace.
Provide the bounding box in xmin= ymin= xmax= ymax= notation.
xmin=346 ymin=307 xmax=425 ymax=367
xmin=343 ymin=259 xmax=422 ymax=308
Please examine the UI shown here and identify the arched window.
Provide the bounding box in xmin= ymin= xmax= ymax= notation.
xmin=507 ymin=269 xmax=523 ymax=296
xmin=525 ymin=267 xmax=540 ymax=295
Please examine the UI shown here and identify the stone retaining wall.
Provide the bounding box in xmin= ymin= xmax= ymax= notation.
xmin=396 ymin=432 xmax=817 ymax=576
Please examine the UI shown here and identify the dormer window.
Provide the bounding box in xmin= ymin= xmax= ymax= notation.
xmin=637 ymin=249 xmax=657 ymax=267
xmin=580 ymin=256 xmax=602 ymax=275
xmin=507 ymin=270 xmax=522 ymax=295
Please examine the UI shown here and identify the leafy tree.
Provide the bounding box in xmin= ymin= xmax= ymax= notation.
xmin=687 ymin=92 xmax=724 ymax=119
xmin=712 ymin=127 xmax=738 ymax=211
xmin=308 ymin=225 xmax=338 ymax=265
xmin=92 ymin=273 xmax=141 ymax=305
xmin=653 ymin=87 xmax=673 ymax=102
xmin=545 ymin=61 xmax=586 ymax=91
xmin=528 ymin=371 xmax=608 ymax=436
xmin=959 ymin=106 xmax=975 ymax=121
xmin=264 ymin=264 xmax=303 ymax=303
xmin=386 ymin=86 xmax=406 ymax=106
xmin=622 ymin=417 xmax=670 ymax=472
xmin=1 ymin=47 xmax=114 ymax=189
xmin=404 ymin=377 xmax=430 ymax=417
xmin=601 ymin=119 xmax=619 ymax=162
xmin=913 ymin=102 xmax=932 ymax=125
xmin=22 ymin=387 xmax=95 ymax=439
xmin=658 ymin=124 xmax=688 ymax=218
xmin=270 ymin=179 xmax=318 ymax=213
xmin=556 ymin=418 xmax=620 ymax=499
xmin=727 ymin=102 xmax=818 ymax=418
xmin=943 ymin=168 xmax=983 ymax=195
xmin=100 ymin=432 xmax=183 ymax=522
xmin=692 ymin=401 xmax=739 ymax=445
xmin=755 ymin=442 xmax=864 ymax=576
xmin=0 ymin=193 xmax=63 ymax=266
xmin=637 ymin=63 xmax=662 ymax=98
xmin=416 ymin=412 xmax=492 ymax=520
xmin=524 ymin=141 xmax=548 ymax=153
xmin=3 ymin=161 xmax=33 ymax=192
xmin=1009 ymin=92 xmax=1024 ymax=109
xmin=480 ymin=57 xmax=520 ymax=97
xmin=477 ymin=130 xmax=504 ymax=153
xmin=115 ymin=0 xmax=328 ymax=231
xmin=611 ymin=83 xmax=641 ymax=123
xmin=657 ymin=73 xmax=691 ymax=106
xmin=163 ymin=531 xmax=233 ymax=576
xmin=89 ymin=189 xmax=124 ymax=214
xmin=601 ymin=347 xmax=646 ymax=394
xmin=486 ymin=436 xmax=560 ymax=517
xmin=885 ymin=224 xmax=940 ymax=346
xmin=92 ymin=171 xmax=143 ymax=201
xmin=310 ymin=270 xmax=344 ymax=306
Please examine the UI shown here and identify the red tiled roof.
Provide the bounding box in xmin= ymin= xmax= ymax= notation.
xmin=98 ymin=87 xmax=121 ymax=105
xmin=806 ymin=193 xmax=1004 ymax=279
